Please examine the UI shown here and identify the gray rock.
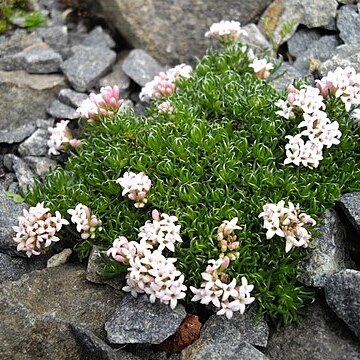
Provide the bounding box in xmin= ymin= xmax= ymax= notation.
xmin=0 ymin=123 xmax=36 ymax=144
xmin=47 ymin=248 xmax=72 ymax=268
xmin=18 ymin=128 xmax=49 ymax=157
xmin=0 ymin=252 xmax=47 ymax=282
xmin=61 ymin=45 xmax=116 ymax=92
xmin=0 ymin=173 xmax=16 ymax=191
xmin=182 ymin=341 xmax=269 ymax=360
xmin=58 ymin=88 xmax=88 ymax=108
xmin=36 ymin=118 xmax=55 ymax=129
xmin=270 ymin=63 xmax=306 ymax=91
xmin=99 ymin=62 xmax=131 ymax=90
xmin=239 ymin=23 xmax=272 ymax=51
xmin=0 ymin=52 xmax=26 ymax=71
xmin=337 ymin=4 xmax=360 ymax=45
xmin=24 ymin=156 xmax=57 ymax=177
xmin=23 ymin=47 xmax=62 ymax=74
xmin=105 ymin=294 xmax=187 ymax=344
xmin=47 ymin=99 xmax=80 ymax=119
xmin=287 ymin=28 xmax=322 ymax=58
xmin=7 ymin=182 xmax=19 ymax=193
xmin=338 ymin=192 xmax=360 ymax=235
xmin=84 ymin=0 xmax=273 ymax=64
xmin=298 ymin=209 xmax=356 ymax=288
xmin=3 ymin=154 xmax=14 ymax=171
xmin=0 ymin=186 xmax=28 ymax=256
xmin=264 ymin=298 xmax=360 ymax=360
xmin=82 ymin=26 xmax=116 ymax=48
xmin=36 ymin=25 xmax=68 ymax=51
xmin=122 ymin=49 xmax=164 ymax=87
xmin=325 ymin=269 xmax=360 ymax=339
xmin=0 ymin=70 xmax=65 ymax=130
xmin=10 ymin=155 xmax=36 ymax=191
xmin=0 ymin=265 xmax=125 ymax=359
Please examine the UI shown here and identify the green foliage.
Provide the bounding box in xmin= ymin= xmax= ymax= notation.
xmin=25 ymin=44 xmax=360 ymax=326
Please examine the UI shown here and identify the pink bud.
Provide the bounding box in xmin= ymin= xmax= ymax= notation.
xmin=220 ymin=256 xmax=230 ymax=270
xmin=152 ymin=209 xmax=160 ymax=221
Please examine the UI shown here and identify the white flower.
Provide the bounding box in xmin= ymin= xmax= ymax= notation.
xmin=275 ymin=99 xmax=295 ymax=119
xmin=249 ymin=58 xmax=274 ymax=79
xmin=205 ymin=20 xmax=247 ymax=43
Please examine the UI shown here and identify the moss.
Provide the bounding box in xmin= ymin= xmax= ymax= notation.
xmin=25 ymin=44 xmax=360 ymax=326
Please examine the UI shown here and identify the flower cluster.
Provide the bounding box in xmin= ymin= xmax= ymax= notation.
xmin=249 ymin=58 xmax=274 ymax=79
xmin=13 ymin=202 xmax=69 ymax=257
xmin=77 ymin=86 xmax=124 ymax=123
xmin=217 ymin=217 xmax=241 ymax=260
xmin=107 ymin=211 xmax=186 ymax=309
xmin=157 ymin=100 xmax=174 ymax=114
xmin=67 ymin=203 xmax=102 ymax=240
xmin=116 ymin=171 xmax=151 ymax=208
xmin=276 ymin=84 xmax=342 ymax=168
xmin=258 ymin=200 xmax=316 ymax=253
xmin=205 ymin=20 xmax=247 ymax=44
xmin=190 ymin=257 xmax=255 ymax=319
xmin=316 ymin=66 xmax=360 ymax=112
xmin=48 ymin=120 xmax=81 ymax=156
xmin=139 ymin=64 xmax=192 ymax=102
xmin=139 ymin=210 xmax=182 ymax=252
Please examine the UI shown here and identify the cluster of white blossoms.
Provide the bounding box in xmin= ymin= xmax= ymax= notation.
xmin=190 ymin=256 xmax=255 ymax=319
xmin=76 ymin=86 xmax=124 ymax=123
xmin=249 ymin=58 xmax=274 ymax=79
xmin=217 ymin=217 xmax=241 ymax=260
xmin=316 ymin=66 xmax=360 ymax=113
xmin=107 ymin=210 xmax=186 ymax=309
xmin=67 ymin=203 xmax=102 ymax=240
xmin=258 ymin=200 xmax=316 ymax=253
xmin=276 ymin=83 xmax=342 ymax=168
xmin=138 ymin=210 xmax=182 ymax=252
xmin=205 ymin=20 xmax=247 ymax=43
xmin=48 ymin=120 xmax=81 ymax=156
xmin=13 ymin=202 xmax=69 ymax=257
xmin=116 ymin=171 xmax=152 ymax=208
xmin=157 ymin=100 xmax=174 ymax=114
xmin=139 ymin=64 xmax=192 ymax=102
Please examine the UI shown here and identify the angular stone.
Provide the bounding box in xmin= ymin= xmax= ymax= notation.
xmin=0 ymin=265 xmax=125 ymax=359
xmin=298 ymin=209 xmax=355 ymax=288
xmin=24 ymin=156 xmax=57 ymax=177
xmin=47 ymin=99 xmax=80 ymax=119
xmin=36 ymin=118 xmax=55 ymax=129
xmin=36 ymin=25 xmax=68 ymax=51
xmin=239 ymin=23 xmax=272 ymax=51
xmin=58 ymin=88 xmax=88 ymax=108
xmin=99 ymin=62 xmax=131 ymax=90
xmin=84 ymin=0 xmax=273 ymax=64
xmin=0 ymin=252 xmax=47 ymax=282
xmin=0 ymin=52 xmax=26 ymax=71
xmin=61 ymin=45 xmax=116 ymax=92
xmin=105 ymin=294 xmax=187 ymax=344
xmin=11 ymin=155 xmax=36 ymax=191
xmin=47 ymin=248 xmax=72 ymax=268
xmin=0 ymin=70 xmax=65 ymax=130
xmin=338 ymin=192 xmax=360 ymax=235
xmin=23 ymin=47 xmax=63 ymax=74
xmin=0 ymin=186 xmax=28 ymax=256
xmin=264 ymin=298 xmax=360 ymax=360
xmin=270 ymin=63 xmax=306 ymax=91
xmin=82 ymin=26 xmax=116 ymax=48
xmin=18 ymin=128 xmax=49 ymax=157
xmin=182 ymin=341 xmax=269 ymax=360
xmin=287 ymin=27 xmax=322 ymax=58
xmin=122 ymin=49 xmax=164 ymax=87
xmin=0 ymin=124 xmax=36 ymax=144
xmin=325 ymin=269 xmax=360 ymax=339
xmin=337 ymin=4 xmax=360 ymax=45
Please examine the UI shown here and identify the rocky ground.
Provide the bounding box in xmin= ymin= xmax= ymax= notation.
xmin=0 ymin=0 xmax=359 ymax=359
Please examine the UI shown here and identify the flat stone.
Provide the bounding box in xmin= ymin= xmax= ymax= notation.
xmin=61 ymin=45 xmax=116 ymax=92
xmin=264 ymin=298 xmax=360 ymax=360
xmin=47 ymin=248 xmax=72 ymax=268
xmin=36 ymin=118 xmax=55 ymax=129
xmin=18 ymin=128 xmax=49 ymax=157
xmin=182 ymin=341 xmax=269 ymax=360
xmin=0 ymin=71 xmax=65 ymax=130
xmin=338 ymin=192 xmax=360 ymax=236
xmin=337 ymin=4 xmax=360 ymax=45
xmin=287 ymin=27 xmax=322 ymax=58
xmin=0 ymin=186 xmax=28 ymax=256
xmin=98 ymin=62 xmax=131 ymax=90
xmin=0 ymin=252 xmax=47 ymax=282
xmin=82 ymin=26 xmax=116 ymax=48
xmin=36 ymin=25 xmax=68 ymax=51
xmin=0 ymin=52 xmax=26 ymax=71
xmin=47 ymin=99 xmax=80 ymax=119
xmin=23 ymin=46 xmax=62 ymax=74
xmin=0 ymin=265 xmax=125 ymax=359
xmin=11 ymin=155 xmax=36 ymax=191
xmin=325 ymin=269 xmax=360 ymax=339
xmin=105 ymin=294 xmax=187 ymax=344
xmin=122 ymin=49 xmax=164 ymax=87
xmin=298 ymin=209 xmax=355 ymax=288
xmin=270 ymin=63 xmax=306 ymax=91
xmin=24 ymin=156 xmax=57 ymax=177
xmin=0 ymin=123 xmax=36 ymax=144
xmin=58 ymin=88 xmax=88 ymax=108
xmin=239 ymin=23 xmax=272 ymax=51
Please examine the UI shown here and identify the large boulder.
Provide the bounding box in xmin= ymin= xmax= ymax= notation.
xmin=85 ymin=0 xmax=273 ymax=65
